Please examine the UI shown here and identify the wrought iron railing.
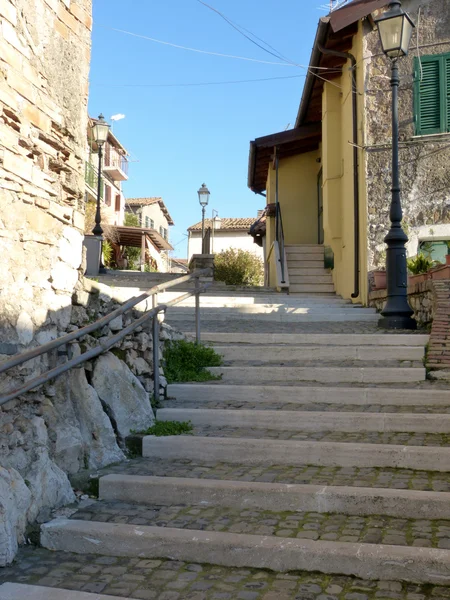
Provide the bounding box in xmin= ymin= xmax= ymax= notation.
xmin=85 ymin=162 xmax=103 ymax=199
xmin=104 ymin=144 xmax=129 ymax=175
xmin=0 ymin=270 xmax=211 ymax=406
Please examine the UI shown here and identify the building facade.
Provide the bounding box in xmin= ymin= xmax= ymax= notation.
xmin=85 ymin=121 xmax=129 ymax=228
xmin=248 ymin=0 xmax=450 ymax=303
xmin=187 ymin=217 xmax=264 ymax=261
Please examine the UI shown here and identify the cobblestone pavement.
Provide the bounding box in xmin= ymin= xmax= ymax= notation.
xmin=90 ymin=458 xmax=450 ymax=492
xmin=190 ymin=426 xmax=450 ymax=447
xmin=70 ymin=500 xmax=450 ymax=549
xmin=163 ymin=399 xmax=450 ymax=414
xmin=170 ymin=319 xmax=428 ymax=335
xmin=1 ymin=547 xmax=450 ymax=600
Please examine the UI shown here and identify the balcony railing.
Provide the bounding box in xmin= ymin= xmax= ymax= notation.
xmin=85 ymin=162 xmax=103 ymax=199
xmin=103 ymin=143 xmax=129 ymax=180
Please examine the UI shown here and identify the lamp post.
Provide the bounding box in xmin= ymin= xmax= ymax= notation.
xmin=197 ymin=183 xmax=210 ymax=253
xmin=91 ymin=114 xmax=110 ymax=274
xmin=375 ymin=1 xmax=416 ymax=330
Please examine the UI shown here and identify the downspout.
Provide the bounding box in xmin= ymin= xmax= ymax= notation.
xmin=318 ymin=44 xmax=360 ymax=300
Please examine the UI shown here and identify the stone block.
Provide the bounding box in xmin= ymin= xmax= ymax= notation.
xmin=0 ymin=467 xmax=31 ymax=566
xmin=0 ymin=0 xmax=17 ymax=25
xmin=1 ymin=19 xmax=29 ymax=58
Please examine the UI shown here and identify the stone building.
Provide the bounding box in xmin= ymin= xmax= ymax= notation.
xmin=248 ymin=0 xmax=450 ymax=302
xmin=0 ymin=0 xmax=92 ymax=565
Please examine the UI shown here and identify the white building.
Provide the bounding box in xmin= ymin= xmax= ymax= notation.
xmin=187 ymin=217 xmax=264 ymax=261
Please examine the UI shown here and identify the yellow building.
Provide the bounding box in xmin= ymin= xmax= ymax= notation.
xmin=248 ymin=0 xmax=450 ymax=304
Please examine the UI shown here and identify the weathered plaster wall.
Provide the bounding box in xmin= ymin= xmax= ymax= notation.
xmin=0 ymin=0 xmax=92 ymax=565
xmin=362 ymin=0 xmax=450 ymax=269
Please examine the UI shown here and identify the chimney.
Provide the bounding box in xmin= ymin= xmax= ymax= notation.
xmin=257 ymin=209 xmax=264 ymax=218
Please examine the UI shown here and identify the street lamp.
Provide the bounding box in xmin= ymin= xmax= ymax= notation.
xmin=91 ymin=114 xmax=110 ymax=237
xmin=375 ymin=1 xmax=416 ymax=330
xmin=197 ymin=183 xmax=210 ymax=253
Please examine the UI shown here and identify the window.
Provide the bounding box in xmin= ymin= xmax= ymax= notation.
xmin=159 ymin=226 xmax=164 ymax=237
xmin=419 ymin=240 xmax=450 ymax=264
xmin=115 ymin=195 xmax=121 ymax=212
xmin=414 ymin=54 xmax=450 ymax=136
xmin=149 ymin=218 xmax=154 ymax=229
xmin=105 ymin=185 xmax=111 ymax=207
xmin=145 ymin=216 xmax=150 ymax=228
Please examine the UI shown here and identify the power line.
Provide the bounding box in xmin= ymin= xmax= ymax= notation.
xmin=97 ymin=24 xmax=295 ymax=67
xmin=195 ymin=0 xmax=296 ymax=65
xmin=91 ymin=74 xmax=306 ymax=88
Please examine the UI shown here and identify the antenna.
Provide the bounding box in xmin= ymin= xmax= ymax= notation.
xmin=317 ymin=0 xmax=349 ymax=13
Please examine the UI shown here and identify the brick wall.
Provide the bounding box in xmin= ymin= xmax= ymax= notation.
xmin=0 ymin=0 xmax=92 ymax=355
xmin=427 ymin=281 xmax=450 ymax=372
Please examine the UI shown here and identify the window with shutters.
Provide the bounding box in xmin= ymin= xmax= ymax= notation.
xmin=105 ymin=185 xmax=111 ymax=207
xmin=414 ymin=53 xmax=450 ymax=136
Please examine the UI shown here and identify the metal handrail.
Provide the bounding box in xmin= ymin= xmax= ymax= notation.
xmin=0 ymin=270 xmax=212 ymax=406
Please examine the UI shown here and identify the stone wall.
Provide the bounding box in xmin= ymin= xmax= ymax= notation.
xmin=0 ymin=274 xmax=184 ymax=565
xmin=0 ymin=0 xmax=91 ymax=355
xmin=369 ymin=279 xmax=450 ymax=377
xmin=362 ymin=0 xmax=450 ymax=269
xmin=0 ymin=0 xmax=92 ymax=565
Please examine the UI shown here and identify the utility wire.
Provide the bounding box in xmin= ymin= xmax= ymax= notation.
xmin=97 ymin=25 xmax=295 ymax=67
xmin=195 ymin=0 xmax=296 ymax=65
xmin=91 ymin=74 xmax=306 ymax=88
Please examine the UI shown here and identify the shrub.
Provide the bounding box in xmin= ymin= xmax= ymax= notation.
xmin=163 ymin=340 xmax=222 ymax=383
xmin=214 ymin=248 xmax=263 ymax=286
xmin=407 ymin=253 xmax=435 ymax=275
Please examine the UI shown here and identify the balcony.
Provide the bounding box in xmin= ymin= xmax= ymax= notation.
xmin=103 ymin=143 xmax=129 ymax=181
xmin=85 ymin=162 xmax=103 ymax=199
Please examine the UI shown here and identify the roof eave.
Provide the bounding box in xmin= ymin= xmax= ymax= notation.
xmin=295 ymin=17 xmax=330 ymax=128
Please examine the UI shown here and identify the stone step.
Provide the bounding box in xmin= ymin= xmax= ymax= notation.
xmin=168 ymin=305 xmax=377 ymax=316
xmin=213 ymin=344 xmax=424 ymax=362
xmin=157 ymin=408 xmax=450 ymax=433
xmin=167 ymin=383 xmax=449 ymax=405
xmin=289 ymin=283 xmax=335 ymax=293
xmin=288 ymin=275 xmax=334 ymax=284
xmin=142 ymin=435 xmax=450 ymax=471
xmin=198 ymin=333 xmax=429 ymax=346
xmin=169 ymin=312 xmax=380 ymax=323
xmin=208 ymin=366 xmax=426 ymax=384
xmin=99 ymin=474 xmax=450 ymax=519
xmin=285 ymin=244 xmax=324 ymax=253
xmin=287 ymin=267 xmax=330 ymax=276
xmin=0 ymin=583 xmax=132 ymax=600
xmin=287 ymin=259 xmax=325 ymax=268
xmin=40 ymin=518 xmax=450 ymax=584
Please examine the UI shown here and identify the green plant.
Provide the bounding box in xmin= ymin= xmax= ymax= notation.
xmin=163 ymin=340 xmax=222 ymax=383
xmin=124 ymin=212 xmax=140 ymax=227
xmin=131 ymin=420 xmax=193 ymax=437
xmin=407 ymin=253 xmax=435 ymax=275
xmin=102 ymin=240 xmax=114 ymax=267
xmin=214 ymin=248 xmax=263 ymax=286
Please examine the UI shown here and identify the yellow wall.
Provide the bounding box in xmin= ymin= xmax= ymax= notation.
xmin=264 ymin=151 xmax=321 ymax=287
xmin=321 ymin=23 xmax=368 ymax=304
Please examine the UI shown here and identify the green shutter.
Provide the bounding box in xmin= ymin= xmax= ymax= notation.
xmin=445 ymin=56 xmax=450 ymax=132
xmin=415 ymin=57 xmax=441 ymax=135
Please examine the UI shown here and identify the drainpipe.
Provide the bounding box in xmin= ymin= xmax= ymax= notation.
xmin=318 ymin=44 xmax=360 ymax=300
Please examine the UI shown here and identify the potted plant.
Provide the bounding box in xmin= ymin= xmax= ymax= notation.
xmin=407 ymin=253 xmax=435 ymax=284
xmin=372 ymin=250 xmax=386 ymax=290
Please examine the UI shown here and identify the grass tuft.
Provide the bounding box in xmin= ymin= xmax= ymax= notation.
xmin=163 ymin=339 xmax=222 ymax=383
xmin=132 ymin=420 xmax=193 ymax=437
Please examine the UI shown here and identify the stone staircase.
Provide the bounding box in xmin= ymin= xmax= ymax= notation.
xmin=286 ymin=244 xmax=334 ymax=294
xmin=3 ymin=298 xmax=450 ymax=599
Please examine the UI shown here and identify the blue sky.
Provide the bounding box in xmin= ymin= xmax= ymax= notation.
xmin=89 ymin=0 xmax=329 ymax=256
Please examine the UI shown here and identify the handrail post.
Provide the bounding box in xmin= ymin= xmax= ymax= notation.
xmin=195 ymin=276 xmax=201 ymax=344
xmin=152 ymin=295 xmax=160 ymax=405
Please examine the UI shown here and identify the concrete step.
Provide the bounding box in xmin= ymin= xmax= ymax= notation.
xmin=213 ymin=344 xmax=424 ymax=362
xmin=208 ymin=366 xmax=426 ymax=384
xmin=169 ymin=305 xmax=377 ymax=316
xmin=40 ymin=518 xmax=450 ymax=584
xmin=289 ymin=283 xmax=335 ymax=293
xmin=289 ymin=275 xmax=333 ymax=284
xmin=157 ymin=408 xmax=450 ymax=433
xmin=287 ymin=259 xmax=325 ymax=269
xmin=288 ymin=267 xmax=331 ymax=276
xmin=199 ymin=333 xmax=429 ymax=346
xmin=99 ymin=474 xmax=450 ymax=519
xmin=287 ymin=254 xmax=325 ymax=262
xmin=142 ymin=435 xmax=450 ymax=471
xmin=167 ymin=384 xmax=447 ymax=405
xmin=169 ymin=313 xmax=380 ymax=323
xmin=0 ymin=583 xmax=132 ymax=600
xmin=285 ymin=244 xmax=324 ymax=254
